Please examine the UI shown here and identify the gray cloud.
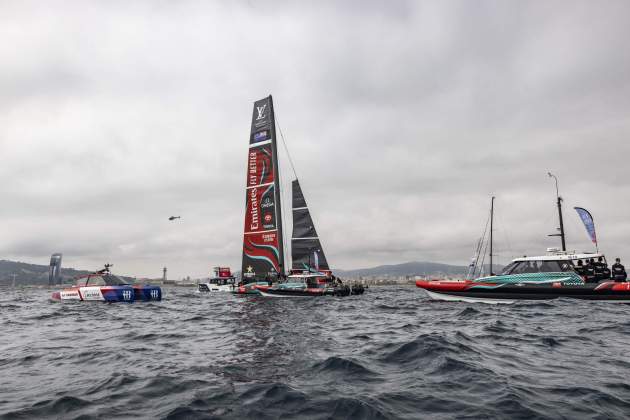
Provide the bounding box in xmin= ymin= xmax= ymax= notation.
xmin=1 ymin=0 xmax=629 ymax=277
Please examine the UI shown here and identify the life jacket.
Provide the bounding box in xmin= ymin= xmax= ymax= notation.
xmin=612 ymin=263 xmax=627 ymax=281
xmin=594 ymin=262 xmax=610 ymax=280
xmin=593 ymin=262 xmax=605 ymax=275
xmin=584 ymin=264 xmax=596 ymax=282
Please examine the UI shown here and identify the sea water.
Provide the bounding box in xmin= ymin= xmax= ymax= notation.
xmin=1 ymin=286 xmax=630 ymax=419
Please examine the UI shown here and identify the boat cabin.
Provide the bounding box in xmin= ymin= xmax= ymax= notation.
xmin=284 ymin=273 xmax=328 ymax=288
xmin=75 ymin=273 xmax=128 ymax=287
xmin=208 ymin=266 xmax=236 ymax=286
xmin=287 ymin=269 xmax=336 ymax=285
xmin=500 ymin=252 xmax=606 ymax=275
xmin=208 ymin=277 xmax=236 ymax=286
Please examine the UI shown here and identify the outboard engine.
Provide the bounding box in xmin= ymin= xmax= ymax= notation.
xmin=333 ymin=285 xmax=351 ymax=297
xmin=351 ymin=283 xmax=365 ymax=295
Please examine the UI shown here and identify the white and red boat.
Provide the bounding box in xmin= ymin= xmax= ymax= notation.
xmin=198 ymin=267 xmax=237 ymax=292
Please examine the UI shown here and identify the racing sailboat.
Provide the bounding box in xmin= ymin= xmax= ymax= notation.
xmin=236 ymin=95 xmax=351 ymax=297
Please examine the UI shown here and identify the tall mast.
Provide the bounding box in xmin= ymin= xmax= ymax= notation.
xmin=268 ymin=96 xmax=285 ymax=275
xmin=548 ymin=172 xmax=566 ymax=251
xmin=490 ymin=196 xmax=495 ymax=276
xmin=557 ymin=197 xmax=566 ymax=252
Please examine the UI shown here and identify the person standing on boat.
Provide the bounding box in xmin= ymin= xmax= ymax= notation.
xmin=574 ymin=260 xmax=585 ymax=277
xmin=584 ymin=259 xmax=597 ymax=283
xmin=611 ymin=258 xmax=627 ymax=282
xmin=601 ymin=257 xmax=611 ymax=279
xmin=593 ymin=257 xmax=607 ymax=281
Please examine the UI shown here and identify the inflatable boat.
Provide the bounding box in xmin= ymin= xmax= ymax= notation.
xmin=416 ymin=253 xmax=630 ymax=304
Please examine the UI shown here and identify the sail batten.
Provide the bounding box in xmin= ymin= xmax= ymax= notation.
xmin=241 ymin=96 xmax=285 ymax=282
xmin=290 ymin=179 xmax=329 ymax=271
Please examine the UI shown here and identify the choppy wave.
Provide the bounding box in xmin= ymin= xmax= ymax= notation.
xmin=1 ymin=286 xmax=630 ymax=419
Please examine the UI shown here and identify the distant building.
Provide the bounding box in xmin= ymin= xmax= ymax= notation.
xmin=48 ymin=253 xmax=63 ymax=286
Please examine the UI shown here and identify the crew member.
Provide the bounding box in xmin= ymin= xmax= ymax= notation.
xmin=593 ymin=257 xmax=607 ymax=281
xmin=574 ymin=260 xmax=585 ymax=277
xmin=601 ymin=257 xmax=611 ymax=279
xmin=584 ymin=259 xmax=597 ymax=283
xmin=276 ymin=265 xmax=286 ymax=282
xmin=612 ymin=258 xmax=627 ymax=282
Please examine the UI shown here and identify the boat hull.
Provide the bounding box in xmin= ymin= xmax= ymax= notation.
xmin=259 ymin=288 xmax=326 ymax=297
xmin=198 ymin=283 xmax=236 ymax=293
xmin=51 ymin=285 xmax=161 ymax=302
xmin=417 ymin=280 xmax=630 ymax=303
xmin=259 ymin=285 xmax=351 ymax=297
xmin=232 ymin=283 xmax=270 ymax=295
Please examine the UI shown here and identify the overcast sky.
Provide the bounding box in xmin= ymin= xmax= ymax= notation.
xmin=1 ymin=1 xmax=629 ymax=278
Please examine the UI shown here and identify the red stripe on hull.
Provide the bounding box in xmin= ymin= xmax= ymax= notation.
xmin=416 ymin=280 xmax=473 ymax=292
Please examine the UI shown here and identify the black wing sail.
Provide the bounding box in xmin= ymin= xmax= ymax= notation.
xmin=291 ymin=179 xmax=329 ymax=271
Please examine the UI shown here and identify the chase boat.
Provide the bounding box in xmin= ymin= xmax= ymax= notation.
xmin=51 ymin=264 xmax=162 ymax=303
xmin=416 ymin=252 xmax=630 ymax=304
xmin=258 ymin=271 xmax=351 ymax=298
xmin=198 ymin=267 xmax=237 ymax=293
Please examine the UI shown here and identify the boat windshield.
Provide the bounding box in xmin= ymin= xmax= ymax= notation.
xmin=103 ymin=275 xmax=128 ymax=286
xmin=501 ymin=260 xmax=574 ymax=275
xmin=282 ymin=275 xmax=321 ymax=288
xmin=209 ymin=277 xmax=235 ymax=286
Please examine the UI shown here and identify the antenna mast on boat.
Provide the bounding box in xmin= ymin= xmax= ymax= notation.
xmin=547 ymin=172 xmax=566 ymax=252
xmin=490 ymin=196 xmax=495 ymax=276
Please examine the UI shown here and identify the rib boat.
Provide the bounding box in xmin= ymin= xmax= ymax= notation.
xmin=51 ymin=265 xmax=162 ymax=303
xmin=416 ymin=252 xmax=630 ymax=304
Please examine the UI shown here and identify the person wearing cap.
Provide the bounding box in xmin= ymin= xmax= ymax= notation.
xmin=611 ymin=258 xmax=627 ymax=282
xmin=584 ymin=258 xmax=597 ymax=283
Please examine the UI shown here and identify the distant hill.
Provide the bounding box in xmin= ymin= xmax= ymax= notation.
xmin=0 ymin=258 xmax=501 ymax=286
xmin=335 ymin=261 xmax=500 ymax=278
xmin=0 ymin=260 xmax=137 ymax=286
xmin=0 ymin=260 xmax=93 ymax=286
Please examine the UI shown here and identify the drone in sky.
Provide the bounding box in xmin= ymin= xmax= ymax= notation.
xmin=168 ymin=216 xmax=181 ymax=221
